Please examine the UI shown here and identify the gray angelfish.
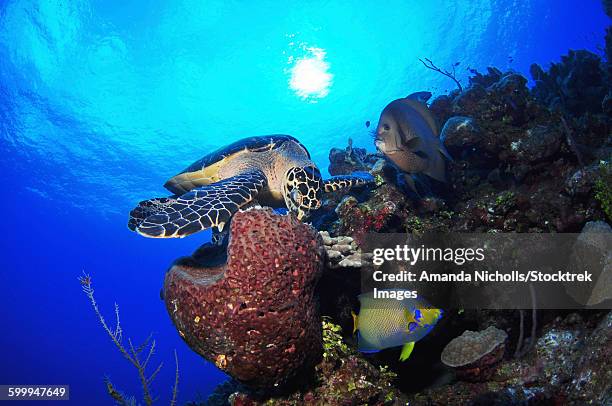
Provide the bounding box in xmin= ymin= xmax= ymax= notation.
xmin=374 ymin=91 xmax=452 ymax=193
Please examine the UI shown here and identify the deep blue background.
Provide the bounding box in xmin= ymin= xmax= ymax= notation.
xmin=0 ymin=0 xmax=609 ymax=404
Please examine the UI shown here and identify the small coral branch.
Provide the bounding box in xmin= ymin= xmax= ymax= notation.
xmin=104 ymin=377 xmax=136 ymax=406
xmin=419 ymin=57 xmax=463 ymax=92
xmin=170 ymin=350 xmax=179 ymax=406
xmin=513 ymin=310 xmax=525 ymax=358
xmin=514 ymin=284 xmax=538 ymax=358
xmin=79 ymin=271 xmax=179 ymax=405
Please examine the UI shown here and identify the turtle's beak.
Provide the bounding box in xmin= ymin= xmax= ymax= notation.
xmin=296 ymin=209 xmax=306 ymax=221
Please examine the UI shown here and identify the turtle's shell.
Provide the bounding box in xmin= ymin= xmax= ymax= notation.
xmin=164 ymin=134 xmax=309 ymax=194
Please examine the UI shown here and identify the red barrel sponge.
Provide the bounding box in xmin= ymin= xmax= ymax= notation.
xmin=163 ymin=207 xmax=324 ymax=387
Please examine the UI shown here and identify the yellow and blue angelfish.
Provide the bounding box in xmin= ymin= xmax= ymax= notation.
xmin=352 ymin=291 xmax=443 ymax=361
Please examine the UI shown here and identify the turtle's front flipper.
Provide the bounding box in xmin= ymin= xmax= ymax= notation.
xmin=323 ymin=172 xmax=375 ymax=193
xmin=128 ymin=197 xmax=177 ymax=232
xmin=129 ymin=171 xmax=267 ymax=238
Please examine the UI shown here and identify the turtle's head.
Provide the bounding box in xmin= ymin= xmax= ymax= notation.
xmin=282 ymin=165 xmax=323 ymax=220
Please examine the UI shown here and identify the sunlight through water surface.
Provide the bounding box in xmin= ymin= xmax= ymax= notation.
xmin=287 ymin=44 xmax=333 ymax=101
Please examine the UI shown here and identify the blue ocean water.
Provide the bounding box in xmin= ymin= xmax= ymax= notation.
xmin=0 ymin=0 xmax=608 ymax=403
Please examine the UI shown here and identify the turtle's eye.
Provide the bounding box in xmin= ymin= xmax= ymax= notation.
xmin=383 ymin=124 xmax=391 ymax=131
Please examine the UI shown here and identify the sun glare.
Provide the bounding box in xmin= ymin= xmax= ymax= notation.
xmin=288 ymin=46 xmax=332 ymax=101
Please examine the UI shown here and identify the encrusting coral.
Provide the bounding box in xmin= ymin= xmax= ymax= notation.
xmin=163 ymin=207 xmax=325 ymax=388
xmin=441 ymin=326 xmax=508 ymax=382
xmin=319 ymin=231 xmax=364 ymax=269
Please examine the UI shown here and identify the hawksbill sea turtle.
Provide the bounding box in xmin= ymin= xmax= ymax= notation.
xmin=128 ymin=135 xmax=373 ymax=238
